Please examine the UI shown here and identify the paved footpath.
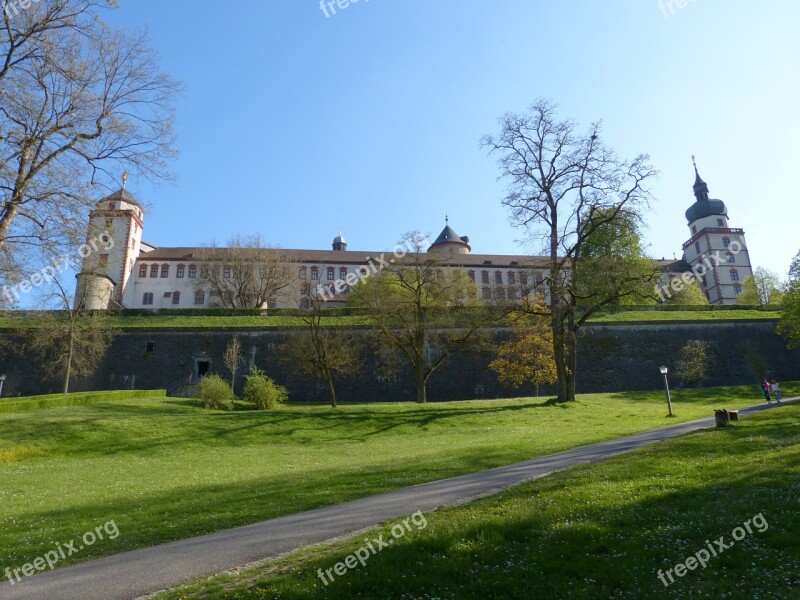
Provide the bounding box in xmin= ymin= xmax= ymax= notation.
xmin=2 ymin=399 xmax=795 ymax=600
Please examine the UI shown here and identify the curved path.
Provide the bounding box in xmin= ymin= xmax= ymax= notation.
xmin=1 ymin=399 xmax=794 ymax=600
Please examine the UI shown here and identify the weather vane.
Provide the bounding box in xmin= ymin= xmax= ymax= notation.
xmin=122 ymin=171 xmax=128 ymax=189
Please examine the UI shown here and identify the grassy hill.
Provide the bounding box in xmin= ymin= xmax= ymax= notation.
xmin=0 ymin=384 xmax=794 ymax=580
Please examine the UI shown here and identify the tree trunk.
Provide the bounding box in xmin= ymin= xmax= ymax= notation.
xmin=323 ymin=366 xmax=337 ymax=408
xmin=415 ymin=363 xmax=427 ymax=403
xmin=63 ymin=331 xmax=74 ymax=394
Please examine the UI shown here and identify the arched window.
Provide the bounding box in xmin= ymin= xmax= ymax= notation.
xmin=730 ymin=269 xmax=739 ymax=281
xmin=142 ymin=292 xmax=154 ymax=305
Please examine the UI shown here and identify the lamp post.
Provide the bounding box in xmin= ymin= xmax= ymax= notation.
xmin=0 ymin=374 xmax=6 ymax=398
xmin=659 ymin=366 xmax=673 ymax=417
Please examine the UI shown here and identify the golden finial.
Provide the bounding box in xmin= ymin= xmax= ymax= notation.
xmin=122 ymin=171 xmax=128 ymax=189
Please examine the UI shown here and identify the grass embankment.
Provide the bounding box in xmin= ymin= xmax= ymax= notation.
xmin=0 ymin=389 xmax=166 ymax=413
xmin=0 ymin=308 xmax=781 ymax=329
xmin=0 ymin=383 xmax=795 ymax=579
xmin=158 ymin=403 xmax=800 ymax=600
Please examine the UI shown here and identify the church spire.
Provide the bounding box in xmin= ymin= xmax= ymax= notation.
xmin=692 ymin=155 xmax=709 ymax=201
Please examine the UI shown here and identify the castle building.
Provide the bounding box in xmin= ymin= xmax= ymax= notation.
xmin=75 ymin=163 xmax=749 ymax=310
xmin=682 ymin=159 xmax=753 ymax=304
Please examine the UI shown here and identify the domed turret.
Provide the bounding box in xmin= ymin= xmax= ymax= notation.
xmin=332 ymin=232 xmax=347 ymax=252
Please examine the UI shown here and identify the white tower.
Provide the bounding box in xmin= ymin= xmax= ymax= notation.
xmin=682 ymin=159 xmax=753 ymax=305
xmin=74 ymin=178 xmax=144 ymax=309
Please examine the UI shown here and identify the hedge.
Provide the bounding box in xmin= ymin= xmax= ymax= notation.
xmin=0 ymin=389 xmax=166 ymax=413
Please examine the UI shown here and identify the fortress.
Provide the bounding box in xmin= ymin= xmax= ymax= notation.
xmin=74 ymin=162 xmax=753 ymax=310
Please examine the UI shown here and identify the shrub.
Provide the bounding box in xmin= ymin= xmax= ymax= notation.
xmin=196 ymin=374 xmax=234 ymax=410
xmin=243 ymin=367 xmax=287 ymax=410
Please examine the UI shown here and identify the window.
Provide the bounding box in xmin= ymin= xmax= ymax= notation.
xmin=327 ymin=267 xmax=335 ymax=280
xmin=340 ymin=267 xmax=347 ymax=279
xmin=722 ymin=237 xmax=731 ymax=247
xmin=482 ymin=287 xmax=491 ymax=299
xmin=726 ymin=252 xmax=735 ymax=263
xmin=481 ymin=271 xmax=489 ymax=284
xmin=139 ymin=264 xmax=148 ymax=278
xmin=734 ymin=284 xmax=742 ymax=295
xmin=468 ymin=270 xmax=475 ymax=282
xmin=692 ymin=225 xmax=697 ymax=234
xmin=298 ymin=266 xmax=307 ymax=279
xmin=695 ymin=242 xmax=701 ymax=254
xmin=200 ymin=266 xmax=209 ymax=278
xmin=495 ymin=271 xmax=503 ymax=285
xmin=194 ymin=291 xmax=205 ymax=305
xmin=730 ymin=269 xmax=739 ymax=281
xmin=150 ymin=265 xmax=158 ymax=278
xmin=129 ymin=259 xmax=133 ymax=273
xmin=161 ymin=264 xmax=169 ymax=278
xmin=717 ymin=218 xmax=724 ymax=227
xmin=188 ymin=265 xmax=197 ymax=278
xmin=172 ymin=291 xmax=181 ymax=305
xmin=142 ymin=292 xmax=154 ymax=305
xmin=508 ymin=272 xmax=516 ymax=284
xmin=535 ymin=272 xmax=545 ymax=285
xmin=145 ymin=341 xmax=155 ymax=353
xmin=311 ymin=267 xmax=319 ymax=280
xmin=105 ymin=218 xmax=113 ymax=228
xmin=494 ymin=287 xmax=506 ymax=300
xmin=223 ymin=266 xmax=232 ymax=278
xmin=176 ymin=265 xmax=185 ymax=278
xmin=520 ymin=272 xmax=528 ymax=286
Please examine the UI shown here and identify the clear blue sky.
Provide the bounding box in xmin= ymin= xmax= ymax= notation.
xmin=106 ymin=0 xmax=800 ymax=277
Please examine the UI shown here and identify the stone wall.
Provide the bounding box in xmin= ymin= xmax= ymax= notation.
xmin=2 ymin=320 xmax=798 ymax=400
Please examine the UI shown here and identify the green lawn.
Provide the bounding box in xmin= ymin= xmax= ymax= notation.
xmin=0 ymin=384 xmax=795 ymax=580
xmin=156 ymin=403 xmax=800 ymax=599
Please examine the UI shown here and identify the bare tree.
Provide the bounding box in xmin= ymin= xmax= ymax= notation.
xmin=24 ymin=276 xmax=116 ymax=393
xmin=0 ymin=0 xmax=180 ymax=274
xmin=195 ymin=234 xmax=293 ymax=309
xmin=482 ymin=99 xmax=657 ymax=402
xmin=223 ymin=336 xmax=242 ymax=395
xmin=351 ymin=232 xmax=494 ymax=403
xmin=282 ymin=294 xmax=362 ymax=407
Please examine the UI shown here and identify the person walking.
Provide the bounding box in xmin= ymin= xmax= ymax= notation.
xmin=761 ymin=378 xmax=772 ymax=403
xmin=771 ymin=380 xmax=782 ymax=403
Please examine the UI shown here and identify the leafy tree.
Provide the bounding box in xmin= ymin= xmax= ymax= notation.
xmin=489 ymin=305 xmax=557 ymax=397
xmin=778 ymin=251 xmax=800 ymax=347
xmin=675 ymin=340 xmax=713 ymax=387
xmin=578 ymin=207 xmax=660 ymax=307
xmin=351 ymin=232 xmax=494 ymax=403
xmin=0 ymin=0 xmax=180 ymax=276
xmin=737 ymin=267 xmax=784 ymax=306
xmin=281 ymin=294 xmax=362 ymax=407
xmin=482 ymin=99 xmax=658 ymax=402
xmin=664 ymin=278 xmax=709 ymax=305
